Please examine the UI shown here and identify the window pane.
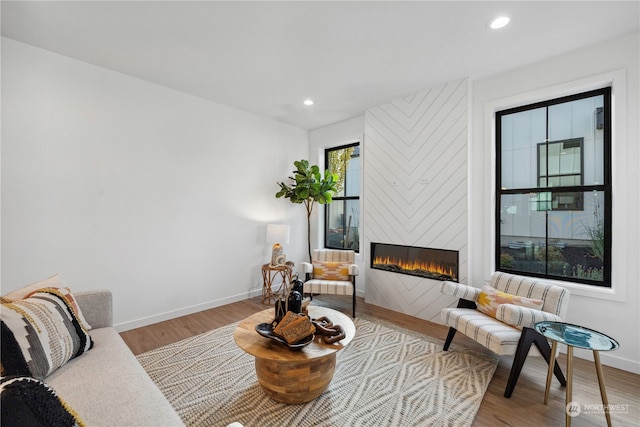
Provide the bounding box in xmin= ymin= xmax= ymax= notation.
xmin=344 ymin=199 xmax=360 ymax=251
xmin=327 ymin=149 xmax=344 ymax=197
xmin=548 ymin=143 xmax=561 ymax=175
xmin=499 ymin=193 xmax=546 ymax=274
xmin=500 ymin=107 xmax=545 ymax=190
xmin=345 ymin=148 xmax=360 ymax=197
xmin=549 ymin=95 xmax=604 ymax=186
xmin=546 ymin=191 xmax=605 ymax=283
xmin=325 ymin=200 xmax=360 ymax=251
xmin=326 ymin=201 xmax=344 ymax=247
xmin=327 ymin=145 xmax=359 ymax=198
xmin=499 ymin=191 xmax=604 ymax=283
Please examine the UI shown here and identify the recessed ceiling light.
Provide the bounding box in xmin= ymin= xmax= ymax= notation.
xmin=490 ymin=16 xmax=510 ymax=29
xmin=303 ymin=99 xmax=314 ymax=106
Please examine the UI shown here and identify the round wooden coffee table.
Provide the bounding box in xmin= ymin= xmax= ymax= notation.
xmin=234 ymin=305 xmax=356 ymax=404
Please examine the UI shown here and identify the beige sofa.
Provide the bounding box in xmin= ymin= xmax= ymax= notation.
xmin=44 ymin=289 xmax=185 ymax=426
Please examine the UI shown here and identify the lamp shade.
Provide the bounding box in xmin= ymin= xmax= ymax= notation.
xmin=266 ymin=224 xmax=290 ymax=245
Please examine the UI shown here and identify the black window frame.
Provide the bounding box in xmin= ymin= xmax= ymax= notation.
xmin=324 ymin=142 xmax=360 ymax=252
xmin=495 ymin=87 xmax=612 ymax=287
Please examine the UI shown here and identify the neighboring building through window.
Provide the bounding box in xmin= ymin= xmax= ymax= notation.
xmin=537 ymin=138 xmax=584 ymax=211
xmin=325 ymin=143 xmax=360 ymax=252
xmin=496 ymin=87 xmax=611 ymax=287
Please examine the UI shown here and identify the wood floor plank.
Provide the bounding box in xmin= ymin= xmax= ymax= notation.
xmin=120 ymin=295 xmax=640 ymax=426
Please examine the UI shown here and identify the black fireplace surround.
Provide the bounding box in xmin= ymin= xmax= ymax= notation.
xmin=370 ymin=242 xmax=458 ymax=282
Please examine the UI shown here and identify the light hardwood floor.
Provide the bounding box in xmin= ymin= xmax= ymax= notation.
xmin=121 ymin=295 xmax=639 ymax=427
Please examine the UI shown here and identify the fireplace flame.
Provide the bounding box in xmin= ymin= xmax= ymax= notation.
xmin=373 ymin=255 xmax=456 ymax=278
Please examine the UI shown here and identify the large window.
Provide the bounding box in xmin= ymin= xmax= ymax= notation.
xmin=325 ymin=143 xmax=360 ymax=252
xmin=496 ymin=88 xmax=611 ymax=287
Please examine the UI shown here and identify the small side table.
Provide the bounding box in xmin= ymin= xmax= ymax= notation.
xmin=534 ymin=321 xmax=619 ymax=427
xmin=261 ymin=263 xmax=294 ymax=304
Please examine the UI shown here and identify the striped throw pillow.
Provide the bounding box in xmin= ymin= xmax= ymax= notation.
xmin=476 ymin=285 xmax=544 ymax=319
xmin=313 ymin=260 xmax=350 ymax=280
xmin=2 ymin=274 xmax=92 ymax=330
xmin=1 ymin=288 xmax=93 ymax=379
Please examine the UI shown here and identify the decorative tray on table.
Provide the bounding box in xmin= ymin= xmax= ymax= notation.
xmin=255 ymin=322 xmax=313 ymax=350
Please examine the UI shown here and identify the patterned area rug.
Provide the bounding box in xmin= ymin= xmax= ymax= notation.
xmin=137 ymin=317 xmax=497 ymax=427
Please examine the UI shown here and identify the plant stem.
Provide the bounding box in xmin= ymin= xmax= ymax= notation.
xmin=305 ymin=199 xmax=314 ymax=262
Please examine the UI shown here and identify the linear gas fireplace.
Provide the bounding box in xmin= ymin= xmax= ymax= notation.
xmin=370 ymin=242 xmax=458 ymax=282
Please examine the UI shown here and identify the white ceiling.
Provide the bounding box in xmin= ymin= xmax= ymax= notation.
xmin=2 ymin=1 xmax=639 ymax=130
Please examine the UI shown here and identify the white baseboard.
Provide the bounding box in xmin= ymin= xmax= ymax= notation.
xmin=114 ymin=288 xmax=263 ymax=332
xmin=116 ymin=287 xmax=362 ymax=333
xmin=568 ymin=346 xmax=640 ymax=375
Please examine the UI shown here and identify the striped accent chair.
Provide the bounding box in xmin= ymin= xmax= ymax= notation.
xmin=300 ymin=249 xmax=359 ymax=318
xmin=440 ymin=271 xmax=570 ymax=398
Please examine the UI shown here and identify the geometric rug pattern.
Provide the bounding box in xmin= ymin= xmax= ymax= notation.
xmin=137 ymin=317 xmax=498 ymax=427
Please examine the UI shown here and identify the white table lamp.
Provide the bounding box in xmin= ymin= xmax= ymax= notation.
xmin=266 ymin=224 xmax=290 ymax=266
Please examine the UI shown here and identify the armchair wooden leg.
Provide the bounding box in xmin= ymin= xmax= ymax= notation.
xmin=505 ymin=327 xmax=566 ymax=398
xmin=505 ymin=328 xmax=533 ymax=398
xmin=443 ymin=327 xmax=457 ymax=351
xmin=351 ymin=277 xmax=356 ymax=318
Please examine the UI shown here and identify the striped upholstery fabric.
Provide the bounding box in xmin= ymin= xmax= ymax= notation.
xmin=497 ymin=303 xmax=562 ymax=329
xmin=303 ymin=249 xmax=357 ymax=296
xmin=440 ymin=281 xmax=482 ymax=302
xmin=305 ymin=279 xmax=354 ymax=295
xmin=442 ymin=308 xmax=523 ymax=355
xmin=441 ymin=272 xmax=570 ymax=355
xmin=302 ymin=249 xmax=359 ymax=316
xmin=490 ymin=272 xmax=569 ymax=318
xmin=314 ymin=249 xmax=355 ymax=263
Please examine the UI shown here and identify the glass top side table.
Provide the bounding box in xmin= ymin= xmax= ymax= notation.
xmin=535 ymin=321 xmax=619 ymax=427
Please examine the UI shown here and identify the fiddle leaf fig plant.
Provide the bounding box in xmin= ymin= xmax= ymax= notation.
xmin=276 ymin=159 xmax=338 ymax=262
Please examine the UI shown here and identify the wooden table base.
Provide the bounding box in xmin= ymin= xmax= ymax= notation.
xmin=255 ymin=353 xmax=336 ymax=404
xmin=234 ymin=306 xmax=355 ymax=405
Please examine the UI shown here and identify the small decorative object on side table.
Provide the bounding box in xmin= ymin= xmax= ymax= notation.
xmin=261 ymin=261 xmax=294 ymax=304
xmin=534 ymin=321 xmax=619 ymax=427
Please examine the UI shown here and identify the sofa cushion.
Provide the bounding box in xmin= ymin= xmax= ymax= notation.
xmin=0 ymin=375 xmax=85 ymax=427
xmin=476 ymin=285 xmax=543 ymax=319
xmin=312 ymin=260 xmax=350 ymax=280
xmin=46 ymin=327 xmax=185 ymax=426
xmin=2 ymin=273 xmax=66 ymax=301
xmin=2 ymin=274 xmax=92 ymax=330
xmin=1 ymin=288 xmax=93 ymax=379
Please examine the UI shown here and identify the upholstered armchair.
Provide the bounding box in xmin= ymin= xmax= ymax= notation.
xmin=440 ymin=271 xmax=570 ymax=398
xmin=300 ymin=249 xmax=359 ymax=318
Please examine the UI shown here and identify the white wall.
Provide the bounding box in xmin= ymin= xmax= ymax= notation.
xmin=1 ymin=38 xmax=309 ymax=330
xmin=470 ymin=32 xmax=640 ymax=373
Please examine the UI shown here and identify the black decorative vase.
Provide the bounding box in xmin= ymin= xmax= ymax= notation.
xmin=291 ymin=277 xmax=304 ymax=295
xmin=287 ymin=290 xmax=302 ymax=314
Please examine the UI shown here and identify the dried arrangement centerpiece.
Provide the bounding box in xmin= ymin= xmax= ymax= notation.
xmin=275 ymin=159 xmax=338 ymax=262
xmin=256 ymin=276 xmax=346 ymax=349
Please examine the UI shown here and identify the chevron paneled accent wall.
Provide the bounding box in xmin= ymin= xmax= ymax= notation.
xmin=363 ymin=78 xmax=468 ymax=323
